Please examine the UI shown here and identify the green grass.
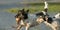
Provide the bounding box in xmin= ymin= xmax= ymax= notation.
xmin=6 ymin=3 xmax=60 ymax=14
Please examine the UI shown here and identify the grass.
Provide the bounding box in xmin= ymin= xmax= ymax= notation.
xmin=6 ymin=3 xmax=60 ymax=14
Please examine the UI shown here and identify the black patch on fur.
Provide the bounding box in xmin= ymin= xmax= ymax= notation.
xmin=36 ymin=12 xmax=44 ymax=16
xmin=23 ymin=13 xmax=28 ymax=19
xmin=22 ymin=10 xmax=29 ymax=19
xmin=47 ymin=17 xmax=53 ymax=24
xmin=15 ymin=9 xmax=29 ymax=20
xmin=43 ymin=18 xmax=46 ymax=21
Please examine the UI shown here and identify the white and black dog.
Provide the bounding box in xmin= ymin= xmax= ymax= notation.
xmin=36 ymin=15 xmax=60 ymax=30
xmin=36 ymin=1 xmax=48 ymax=17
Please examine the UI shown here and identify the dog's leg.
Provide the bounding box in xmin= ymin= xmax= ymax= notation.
xmin=48 ymin=24 xmax=57 ymax=30
xmin=26 ymin=26 xmax=29 ymax=30
xmin=51 ymin=26 xmax=56 ymax=30
xmin=44 ymin=22 xmax=57 ymax=30
xmin=25 ymin=23 xmax=31 ymax=30
xmin=17 ymin=25 xmax=22 ymax=30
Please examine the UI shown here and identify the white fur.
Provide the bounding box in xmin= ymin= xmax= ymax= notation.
xmin=54 ymin=13 xmax=60 ymax=19
xmin=42 ymin=11 xmax=46 ymax=15
xmin=25 ymin=23 xmax=31 ymax=30
xmin=20 ymin=20 xmax=25 ymax=25
xmin=44 ymin=1 xmax=48 ymax=9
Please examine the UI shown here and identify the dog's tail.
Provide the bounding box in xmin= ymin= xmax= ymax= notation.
xmin=44 ymin=1 xmax=48 ymax=9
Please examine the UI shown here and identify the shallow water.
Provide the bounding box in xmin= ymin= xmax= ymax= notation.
xmin=0 ymin=4 xmax=60 ymax=30
xmin=0 ymin=11 xmax=54 ymax=30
